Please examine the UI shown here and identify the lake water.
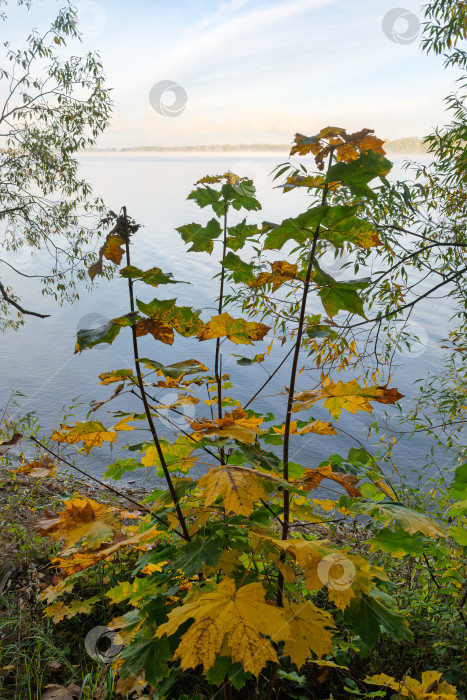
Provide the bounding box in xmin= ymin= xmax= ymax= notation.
xmin=0 ymin=152 xmax=458 ymax=489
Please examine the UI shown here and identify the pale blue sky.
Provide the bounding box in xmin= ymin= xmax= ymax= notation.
xmin=3 ymin=0 xmax=462 ymax=147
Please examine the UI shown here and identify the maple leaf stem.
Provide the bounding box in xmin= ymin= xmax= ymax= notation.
xmin=238 ymin=536 xmax=263 ymax=588
xmin=122 ymin=206 xmax=191 ymax=542
xmin=244 ymin=345 xmax=295 ymax=409
xmin=214 ymin=200 xmax=228 ymax=464
xmin=277 ymin=148 xmax=335 ymax=607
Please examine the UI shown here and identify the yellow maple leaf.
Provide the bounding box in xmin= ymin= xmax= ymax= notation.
xmin=258 ymin=535 xmax=386 ymax=610
xmin=190 ymin=407 xmax=266 ymax=445
xmin=44 ymin=601 xmax=69 ymax=623
xmin=301 ymin=463 xmax=361 ymax=497
xmin=98 ymin=369 xmax=134 ymax=385
xmin=141 ymin=436 xmax=198 ymax=474
xmin=197 ymin=312 xmax=270 ymax=345
xmin=156 ymin=578 xmax=291 ymax=677
xmin=157 ymin=393 xmax=199 ymax=409
xmin=11 ymin=457 xmax=57 ymax=478
xmin=88 ymin=232 xmax=126 ymax=280
xmin=34 ymin=497 xmax=120 ymax=550
xmin=198 ymin=465 xmax=283 ymax=516
xmin=365 ymin=670 xmax=457 ymax=699
xmin=141 ymin=562 xmax=167 ymax=574
xmin=249 ymin=260 xmax=299 ymax=292
xmin=50 ymin=525 xmax=162 ymax=574
xmin=202 ymin=548 xmax=246 ymax=576
xmin=312 ymin=498 xmax=338 ymax=512
xmin=50 ymin=421 xmax=118 ymax=454
xmin=273 ymin=419 xmax=337 ymax=436
xmin=335 ymin=141 xmax=360 ymax=162
xmin=299 ymin=380 xmax=404 ymax=420
xmin=113 ymin=415 xmax=136 ymax=432
xmin=279 ymin=600 xmax=335 ymax=668
xmin=116 ymin=675 xmax=147 ymax=697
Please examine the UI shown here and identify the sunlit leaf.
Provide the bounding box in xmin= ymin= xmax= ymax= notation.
xmin=198 ymin=465 xmax=284 ymax=515
xmin=301 ymin=463 xmax=361 ymax=497
xmin=34 ymin=496 xmax=121 ymax=549
xmin=141 ymin=435 xmax=198 ymax=475
xmin=135 ymin=298 xmax=204 ymax=345
xmin=155 ymin=578 xmax=289 ymax=677
xmin=301 ymin=379 xmax=404 ymax=419
xmin=190 ymin=407 xmax=266 ymax=445
xmin=197 ymin=312 xmax=269 ymax=345
xmin=249 ymin=260 xmax=301 ymax=291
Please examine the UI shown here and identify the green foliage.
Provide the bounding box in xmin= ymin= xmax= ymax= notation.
xmin=0 ymin=2 xmax=112 ymax=328
xmin=12 ymin=127 xmax=466 ymax=700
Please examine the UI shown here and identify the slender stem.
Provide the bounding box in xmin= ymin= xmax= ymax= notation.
xmin=238 ymin=537 xmax=263 ymax=588
xmin=214 ymin=201 xmax=228 ymax=463
xmin=244 ymin=346 xmax=295 ymax=409
xmin=277 ymin=152 xmax=334 ymax=606
xmin=122 ymin=207 xmax=191 ymax=541
xmin=27 ymin=435 xmax=184 ymax=535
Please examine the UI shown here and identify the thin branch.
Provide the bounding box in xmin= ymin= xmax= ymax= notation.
xmin=0 ymin=280 xmax=50 ymax=318
xmin=122 ymin=207 xmax=191 ymax=541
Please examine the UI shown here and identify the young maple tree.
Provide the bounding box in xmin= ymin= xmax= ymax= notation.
xmin=16 ymin=128 xmax=463 ymax=698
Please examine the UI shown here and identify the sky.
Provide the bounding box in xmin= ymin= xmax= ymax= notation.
xmin=2 ymin=0 xmax=463 ymax=147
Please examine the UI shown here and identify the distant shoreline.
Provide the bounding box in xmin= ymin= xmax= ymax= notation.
xmin=82 ymin=137 xmax=429 ymax=156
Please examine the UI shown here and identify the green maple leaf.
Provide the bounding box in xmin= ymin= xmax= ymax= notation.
xmin=221 ymin=251 xmax=256 ymax=283
xmin=176 ymin=218 xmax=222 ymax=253
xmin=326 ymin=151 xmax=392 ymax=200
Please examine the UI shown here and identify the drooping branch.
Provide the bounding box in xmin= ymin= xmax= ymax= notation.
xmin=0 ymin=280 xmax=50 ymax=318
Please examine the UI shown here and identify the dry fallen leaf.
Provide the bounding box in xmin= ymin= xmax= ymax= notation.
xmin=41 ymin=684 xmax=75 ymax=700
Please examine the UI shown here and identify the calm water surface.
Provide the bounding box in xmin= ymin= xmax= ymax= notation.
xmin=0 ymin=153 xmax=458 ymax=488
